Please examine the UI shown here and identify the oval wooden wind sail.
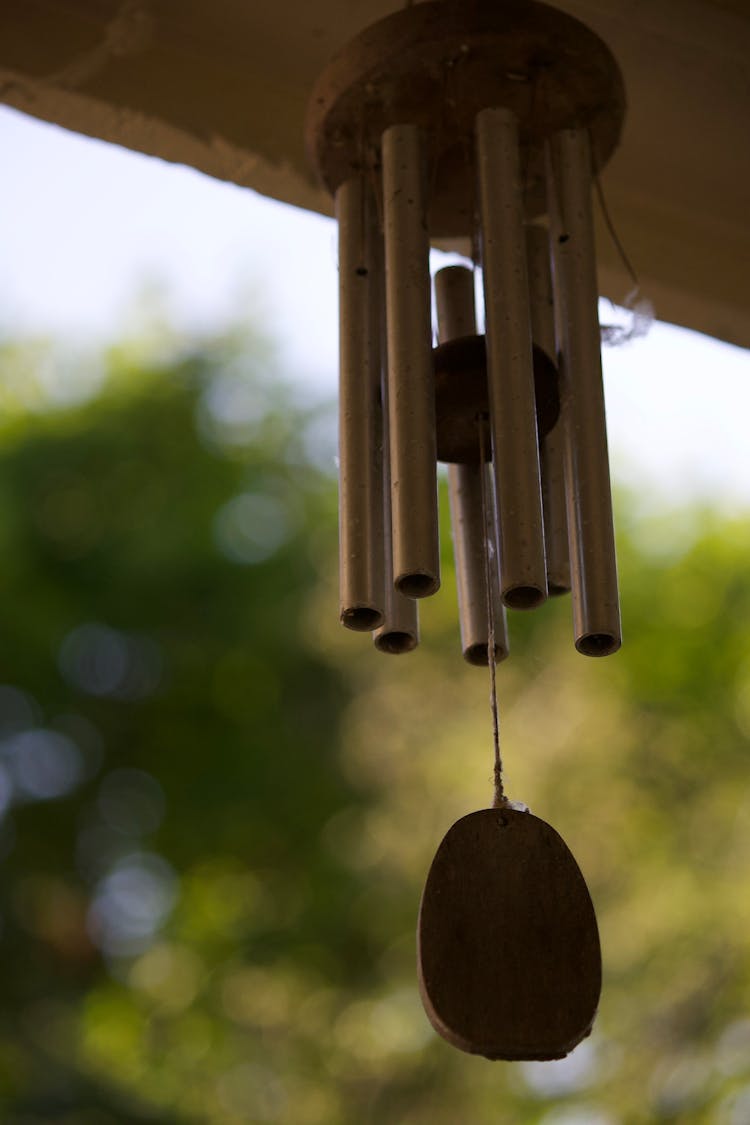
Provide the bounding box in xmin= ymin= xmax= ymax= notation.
xmin=417 ymin=807 xmax=601 ymax=1061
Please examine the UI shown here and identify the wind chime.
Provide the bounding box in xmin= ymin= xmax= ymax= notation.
xmin=307 ymin=0 xmax=624 ymax=1060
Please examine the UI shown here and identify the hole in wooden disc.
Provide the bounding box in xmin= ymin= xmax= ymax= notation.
xmin=374 ymin=630 xmax=417 ymax=655
xmin=341 ymin=606 xmax=383 ymax=632
xmin=576 ymin=632 xmax=620 ymax=657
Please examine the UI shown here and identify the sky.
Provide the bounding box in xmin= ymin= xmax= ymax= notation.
xmin=0 ymin=104 xmax=748 ymax=510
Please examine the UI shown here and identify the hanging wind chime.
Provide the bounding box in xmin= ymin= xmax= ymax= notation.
xmin=307 ymin=0 xmax=624 ymax=1061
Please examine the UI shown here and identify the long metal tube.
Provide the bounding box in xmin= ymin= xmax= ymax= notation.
xmin=547 ymin=128 xmax=621 ymax=655
xmin=335 ymin=175 xmax=385 ymax=631
xmin=476 ymin=107 xmax=547 ymax=610
xmin=435 ymin=266 xmax=509 ymax=666
xmin=526 ymin=222 xmax=571 ymax=596
xmin=381 ymin=123 xmax=440 ymax=599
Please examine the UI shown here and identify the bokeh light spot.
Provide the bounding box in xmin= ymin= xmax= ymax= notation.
xmin=0 ymin=764 xmax=13 ymax=817
xmin=0 ymin=684 xmax=41 ymax=735
xmin=213 ymin=492 xmax=290 ymax=565
xmin=59 ymin=623 xmax=162 ymax=700
xmin=522 ymin=1039 xmax=598 ymax=1097
xmin=216 ymin=1062 xmax=287 ymax=1121
xmin=88 ymin=852 xmax=178 ymax=956
xmin=198 ymin=368 xmax=268 ymax=449
xmin=97 ymin=769 xmax=165 ymax=836
xmin=129 ymin=942 xmax=200 ymax=1012
xmin=6 ymin=729 xmax=83 ymax=800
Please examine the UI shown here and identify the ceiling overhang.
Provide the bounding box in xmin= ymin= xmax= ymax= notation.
xmin=2 ymin=0 xmax=749 ymax=348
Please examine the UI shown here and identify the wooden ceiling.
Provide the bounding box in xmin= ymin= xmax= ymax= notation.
xmin=2 ymin=0 xmax=748 ymax=347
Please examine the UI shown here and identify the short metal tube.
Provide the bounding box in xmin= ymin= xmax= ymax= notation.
xmin=526 ymin=222 xmax=570 ymax=595
xmin=375 ymin=360 xmax=419 ymax=655
xmin=448 ymin=463 xmax=509 ymax=666
xmin=434 ymin=264 xmax=477 ymax=341
xmin=526 ymin=223 xmax=556 ymax=364
xmin=435 ymin=266 xmax=508 ymax=665
xmin=336 ymin=175 xmax=385 ymax=631
xmin=547 ymin=128 xmax=621 ymax=655
xmin=381 ymin=123 xmax=440 ymax=599
xmin=540 ymin=423 xmax=571 ymax=595
xmin=476 ymin=107 xmax=547 ymax=610
xmin=373 ymin=503 xmax=420 ymax=654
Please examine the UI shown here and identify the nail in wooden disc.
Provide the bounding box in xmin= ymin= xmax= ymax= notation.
xmin=417 ymin=807 xmax=601 ymax=1061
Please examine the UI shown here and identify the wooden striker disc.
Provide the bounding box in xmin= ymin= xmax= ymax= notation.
xmin=417 ymin=807 xmax=601 ymax=1061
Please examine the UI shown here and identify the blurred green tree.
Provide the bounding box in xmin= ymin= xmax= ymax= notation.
xmin=0 ymin=326 xmax=748 ymax=1124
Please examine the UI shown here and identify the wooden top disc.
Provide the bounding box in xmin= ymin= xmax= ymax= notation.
xmin=417 ymin=807 xmax=601 ymax=1061
xmin=306 ymin=0 xmax=625 ymax=235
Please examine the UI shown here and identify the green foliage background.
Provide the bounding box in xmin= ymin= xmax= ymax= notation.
xmin=0 ymin=323 xmax=748 ymax=1124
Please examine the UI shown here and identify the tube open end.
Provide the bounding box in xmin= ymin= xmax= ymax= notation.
xmin=341 ymin=606 xmax=384 ymax=632
xmin=374 ymin=630 xmax=418 ymax=655
xmin=576 ymin=632 xmax=621 ymax=657
xmin=503 ymin=585 xmax=547 ymax=611
xmin=396 ymin=572 xmax=440 ymax=599
xmin=464 ymin=642 xmax=509 ymax=667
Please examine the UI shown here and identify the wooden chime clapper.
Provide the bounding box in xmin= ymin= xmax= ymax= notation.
xmin=306 ymin=0 xmax=624 ymax=1060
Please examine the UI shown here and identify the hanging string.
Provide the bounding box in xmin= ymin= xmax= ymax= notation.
xmin=477 ymin=416 xmax=506 ymax=809
xmin=592 ymin=164 xmax=639 ymax=293
xmin=592 ymin=152 xmax=655 ymax=344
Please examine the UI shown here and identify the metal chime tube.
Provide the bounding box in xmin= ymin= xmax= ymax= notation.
xmin=547 ymin=128 xmax=621 ymax=654
xmin=448 ymin=466 xmax=508 ymax=666
xmin=374 ymin=476 xmax=420 ymax=654
xmin=476 ymin=107 xmax=547 ymax=610
xmin=539 ymin=424 xmax=570 ymax=596
xmin=434 ymin=264 xmax=475 ymax=342
xmin=336 ymin=175 xmax=385 ymax=630
xmin=375 ymin=355 xmax=419 ymax=654
xmin=381 ymin=123 xmax=440 ymax=599
xmin=435 ymin=266 xmax=509 ymax=666
xmin=526 ymin=222 xmax=571 ymax=596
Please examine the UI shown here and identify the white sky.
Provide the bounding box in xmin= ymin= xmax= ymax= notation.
xmin=1 ymin=104 xmax=748 ymax=509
